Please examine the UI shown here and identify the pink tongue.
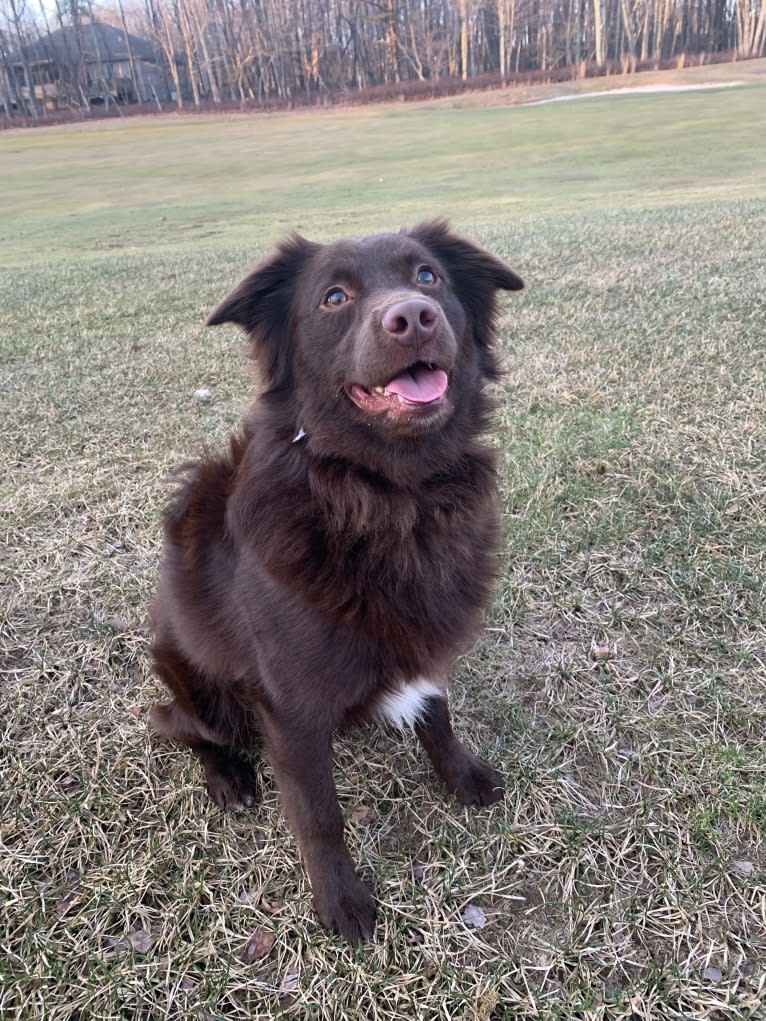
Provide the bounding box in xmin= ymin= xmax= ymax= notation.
xmin=386 ymin=365 xmax=448 ymax=404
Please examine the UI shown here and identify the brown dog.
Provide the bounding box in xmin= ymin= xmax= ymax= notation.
xmin=149 ymin=221 xmax=524 ymax=943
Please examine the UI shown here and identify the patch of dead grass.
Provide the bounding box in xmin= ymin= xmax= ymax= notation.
xmin=2 ymin=200 xmax=765 ymax=1018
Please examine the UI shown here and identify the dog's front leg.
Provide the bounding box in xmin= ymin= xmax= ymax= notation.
xmin=259 ymin=710 xmax=376 ymax=944
xmin=415 ymin=695 xmax=505 ymax=807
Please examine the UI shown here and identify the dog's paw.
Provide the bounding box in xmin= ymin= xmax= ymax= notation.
xmin=203 ymin=754 xmax=260 ymax=812
xmin=449 ymin=755 xmax=505 ymax=807
xmin=314 ymin=872 xmax=377 ymax=945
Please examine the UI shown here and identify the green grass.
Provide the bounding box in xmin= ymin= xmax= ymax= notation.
xmin=1 ymin=62 xmax=765 ymax=266
xmin=2 ymin=62 xmax=766 ymax=1020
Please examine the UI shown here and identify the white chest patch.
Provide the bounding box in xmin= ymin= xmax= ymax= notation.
xmin=375 ymin=678 xmax=445 ymax=730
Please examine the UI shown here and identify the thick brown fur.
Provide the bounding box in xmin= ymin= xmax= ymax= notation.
xmin=150 ymin=220 xmax=524 ymax=943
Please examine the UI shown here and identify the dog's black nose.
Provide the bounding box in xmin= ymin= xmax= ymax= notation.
xmin=382 ymin=298 xmax=437 ymax=348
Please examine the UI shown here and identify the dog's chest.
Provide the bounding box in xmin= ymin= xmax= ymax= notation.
xmin=372 ymin=678 xmax=445 ymax=729
xmin=237 ymin=450 xmax=496 ymax=671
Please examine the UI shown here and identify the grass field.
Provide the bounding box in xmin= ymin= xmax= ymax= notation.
xmin=1 ymin=61 xmax=765 ymax=1020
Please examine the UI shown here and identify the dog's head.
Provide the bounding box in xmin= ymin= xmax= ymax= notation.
xmin=207 ymin=221 xmax=523 ymax=451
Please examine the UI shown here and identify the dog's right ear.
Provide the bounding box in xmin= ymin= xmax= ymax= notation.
xmin=207 ymin=233 xmax=320 ymax=388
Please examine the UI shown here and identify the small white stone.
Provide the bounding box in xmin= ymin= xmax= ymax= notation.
xmin=461 ymin=904 xmax=488 ymax=929
xmin=733 ymin=860 xmax=755 ymax=877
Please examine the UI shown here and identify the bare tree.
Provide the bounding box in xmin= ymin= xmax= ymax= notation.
xmin=458 ymin=0 xmax=470 ymax=77
xmin=3 ymin=0 xmax=38 ymax=113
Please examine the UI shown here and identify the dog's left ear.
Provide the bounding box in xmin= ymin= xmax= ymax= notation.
xmin=407 ymin=220 xmax=524 ymax=360
xmin=408 ymin=219 xmax=524 ymax=294
xmin=207 ymin=233 xmax=320 ymax=389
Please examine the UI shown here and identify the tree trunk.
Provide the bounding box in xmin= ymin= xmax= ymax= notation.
xmin=174 ymin=0 xmax=201 ymax=106
xmin=8 ymin=0 xmax=39 ymax=114
xmin=621 ymin=0 xmax=637 ymax=68
xmin=118 ymin=0 xmax=145 ymax=102
xmin=497 ymin=0 xmax=516 ymax=78
xmin=593 ymin=0 xmax=605 ymax=64
xmin=155 ymin=1 xmax=184 ymax=108
xmin=188 ymin=0 xmax=221 ymax=103
xmin=458 ymin=0 xmax=470 ymax=79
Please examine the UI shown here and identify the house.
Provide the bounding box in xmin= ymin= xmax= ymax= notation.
xmin=2 ymin=21 xmax=173 ymax=113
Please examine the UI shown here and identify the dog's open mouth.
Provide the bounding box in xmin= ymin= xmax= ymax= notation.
xmin=346 ymin=362 xmax=449 ymax=416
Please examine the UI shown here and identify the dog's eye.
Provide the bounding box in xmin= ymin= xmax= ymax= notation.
xmin=416 ymin=266 xmax=437 ymax=285
xmin=324 ymin=287 xmax=348 ymax=308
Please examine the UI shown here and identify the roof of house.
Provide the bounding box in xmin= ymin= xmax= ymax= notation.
xmin=10 ymin=22 xmax=157 ymax=66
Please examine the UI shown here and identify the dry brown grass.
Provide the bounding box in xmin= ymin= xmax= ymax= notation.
xmin=1 ymin=88 xmax=765 ymax=1019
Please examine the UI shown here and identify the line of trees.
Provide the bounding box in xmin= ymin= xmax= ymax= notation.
xmin=3 ymin=0 xmax=766 ymax=115
xmin=101 ymin=0 xmax=766 ymax=103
